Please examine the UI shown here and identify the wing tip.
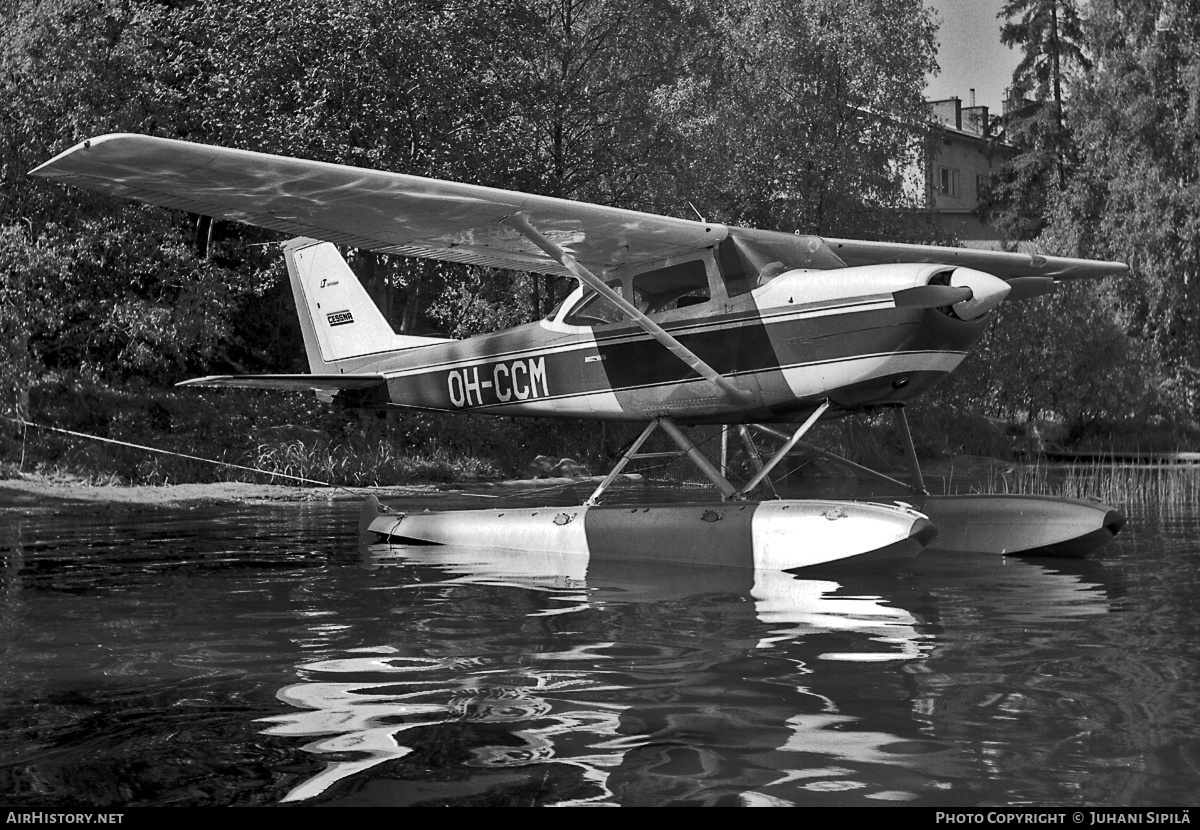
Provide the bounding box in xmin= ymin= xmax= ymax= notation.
xmin=31 ymin=132 xmax=150 ymax=177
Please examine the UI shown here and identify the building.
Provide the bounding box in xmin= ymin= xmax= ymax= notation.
xmin=925 ymin=91 xmax=1011 ymax=244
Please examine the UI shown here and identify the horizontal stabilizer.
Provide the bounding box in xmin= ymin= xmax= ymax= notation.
xmin=177 ymin=374 xmax=387 ymax=392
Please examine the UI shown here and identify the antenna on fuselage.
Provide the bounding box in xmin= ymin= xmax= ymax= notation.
xmin=687 ymin=202 xmax=705 ymax=223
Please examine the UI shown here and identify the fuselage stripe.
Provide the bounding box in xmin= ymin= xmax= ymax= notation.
xmin=455 ymin=349 xmax=966 ymax=411
xmin=371 ymin=297 xmax=895 ymax=378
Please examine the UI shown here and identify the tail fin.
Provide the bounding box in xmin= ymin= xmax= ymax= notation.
xmin=284 ymin=237 xmax=448 ymax=372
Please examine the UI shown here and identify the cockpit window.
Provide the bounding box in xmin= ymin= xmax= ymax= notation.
xmin=561 ymin=280 xmax=626 ymax=327
xmin=632 ymin=260 xmax=710 ymax=314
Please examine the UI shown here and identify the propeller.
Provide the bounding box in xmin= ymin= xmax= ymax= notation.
xmin=891 ymin=268 xmax=1012 ymax=321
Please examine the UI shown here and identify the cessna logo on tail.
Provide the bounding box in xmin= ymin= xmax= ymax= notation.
xmin=326 ymin=310 xmax=354 ymax=327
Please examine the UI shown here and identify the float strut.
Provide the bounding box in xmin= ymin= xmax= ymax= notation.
xmin=657 ymin=418 xmax=741 ymax=500
xmin=736 ymin=425 xmax=779 ymax=499
xmin=894 ymin=407 xmax=928 ymax=495
xmin=586 ymin=417 xmax=743 ymax=504
xmin=736 ymin=400 xmax=830 ymax=498
xmin=585 ymin=419 xmax=662 ymax=506
xmin=750 ymin=424 xmax=918 ymax=494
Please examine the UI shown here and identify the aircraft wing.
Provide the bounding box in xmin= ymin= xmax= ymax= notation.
xmin=32 ymin=134 xmax=727 ymax=277
xmin=33 ymin=134 xmax=1128 ymax=281
xmin=821 ymin=237 xmax=1128 ymax=281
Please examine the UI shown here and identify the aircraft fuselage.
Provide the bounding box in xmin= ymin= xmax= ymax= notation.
xmin=335 ymin=264 xmax=990 ymax=424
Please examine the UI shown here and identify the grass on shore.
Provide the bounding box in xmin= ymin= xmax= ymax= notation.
xmin=977 ymin=462 xmax=1200 ymax=516
xmin=5 ymin=380 xmax=1199 ymax=511
xmin=2 ymin=378 xmax=620 ymax=487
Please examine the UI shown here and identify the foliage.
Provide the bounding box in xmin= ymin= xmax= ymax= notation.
xmin=654 ymin=0 xmax=938 ymax=237
xmin=982 ymin=0 xmax=1090 ymax=239
xmin=1001 ymin=0 xmax=1089 ymax=113
xmin=5 ymin=377 xmax=613 ymax=485
xmin=969 ymin=0 xmax=1200 ymax=439
xmin=981 ymin=101 xmax=1062 ymax=240
xmin=0 ymin=225 xmax=64 ymax=422
xmin=21 ymin=0 xmax=1185 ymax=484
xmin=0 ymin=0 xmax=285 ymax=384
xmin=930 ymin=282 xmax=1158 ymax=436
xmin=1043 ymin=0 xmax=1200 ymax=413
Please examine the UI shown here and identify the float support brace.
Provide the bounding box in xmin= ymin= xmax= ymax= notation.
xmin=736 ymin=425 xmax=779 ymax=499
xmin=585 ymin=419 xmax=661 ymax=506
xmin=894 ymin=406 xmax=928 ymax=495
xmin=657 ymin=418 xmax=741 ymax=500
xmin=736 ymin=400 xmax=830 ymax=498
xmin=749 ymin=425 xmax=919 ymax=494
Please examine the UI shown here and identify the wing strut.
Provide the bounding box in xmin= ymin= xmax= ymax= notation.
xmin=502 ymin=213 xmax=753 ymax=405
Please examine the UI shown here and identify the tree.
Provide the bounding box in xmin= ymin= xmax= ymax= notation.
xmin=1000 ymin=0 xmax=1090 ymax=186
xmin=650 ymin=0 xmax=939 ymax=238
xmin=0 ymin=0 xmax=278 ymax=385
xmin=0 ymin=225 xmax=67 ymax=424
xmin=982 ymin=0 xmax=1089 ymax=240
xmin=2 ymin=0 xmax=946 ymax=389
xmin=1044 ymin=0 xmax=1200 ymax=415
xmin=933 ymin=280 xmax=1156 ymax=436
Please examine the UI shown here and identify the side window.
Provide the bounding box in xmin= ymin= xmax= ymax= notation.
xmin=562 ymin=280 xmax=625 ymax=327
xmin=717 ymin=239 xmax=754 ymax=298
xmin=632 ymin=260 xmax=710 ymax=315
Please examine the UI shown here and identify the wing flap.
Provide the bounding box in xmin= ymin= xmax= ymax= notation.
xmin=33 ymin=134 xmax=728 ymax=276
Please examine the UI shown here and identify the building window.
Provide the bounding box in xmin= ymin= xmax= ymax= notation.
xmin=937 ymin=166 xmax=960 ymax=198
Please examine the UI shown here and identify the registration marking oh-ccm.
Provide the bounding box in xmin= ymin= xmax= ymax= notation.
xmin=447 ymin=356 xmax=549 ymax=408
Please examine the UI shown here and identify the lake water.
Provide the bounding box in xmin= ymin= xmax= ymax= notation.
xmin=2 ymin=489 xmax=1199 ymax=807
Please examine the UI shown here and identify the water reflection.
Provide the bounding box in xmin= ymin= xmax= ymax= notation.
xmin=259 ymin=540 xmax=1113 ymax=806
xmin=10 ymin=500 xmax=1193 ymax=807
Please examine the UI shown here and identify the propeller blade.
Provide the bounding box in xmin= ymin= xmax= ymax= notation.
xmin=892 ymin=284 xmax=974 ymax=308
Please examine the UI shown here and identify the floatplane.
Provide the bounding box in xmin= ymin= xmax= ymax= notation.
xmin=34 ymin=134 xmax=1128 ymax=570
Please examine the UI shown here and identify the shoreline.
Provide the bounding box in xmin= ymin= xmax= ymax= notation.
xmin=0 ymin=472 xmax=641 ymax=511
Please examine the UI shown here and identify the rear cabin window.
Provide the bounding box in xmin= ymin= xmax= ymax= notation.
xmin=632 ymin=260 xmax=710 ymax=315
xmin=561 ymin=280 xmax=626 ymax=327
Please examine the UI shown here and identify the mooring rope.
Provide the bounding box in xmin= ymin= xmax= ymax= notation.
xmin=1 ymin=415 xmax=602 ymax=502
xmin=3 ymin=416 xmax=336 ymax=487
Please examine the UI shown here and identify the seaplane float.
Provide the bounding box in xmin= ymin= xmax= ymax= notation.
xmin=34 ymin=134 xmax=1128 ymax=571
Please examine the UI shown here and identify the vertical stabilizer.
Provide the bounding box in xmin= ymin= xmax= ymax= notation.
xmin=284 ymin=237 xmax=447 ymax=371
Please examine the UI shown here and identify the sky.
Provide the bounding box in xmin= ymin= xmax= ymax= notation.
xmin=924 ymin=0 xmax=1022 ymax=112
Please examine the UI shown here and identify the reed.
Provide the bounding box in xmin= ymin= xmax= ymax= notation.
xmin=248 ymin=438 xmax=506 ymax=487
xmin=976 ymin=462 xmax=1200 ymax=516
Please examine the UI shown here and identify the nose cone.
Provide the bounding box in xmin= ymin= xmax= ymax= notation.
xmin=950 ymin=267 xmax=1011 ymax=320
